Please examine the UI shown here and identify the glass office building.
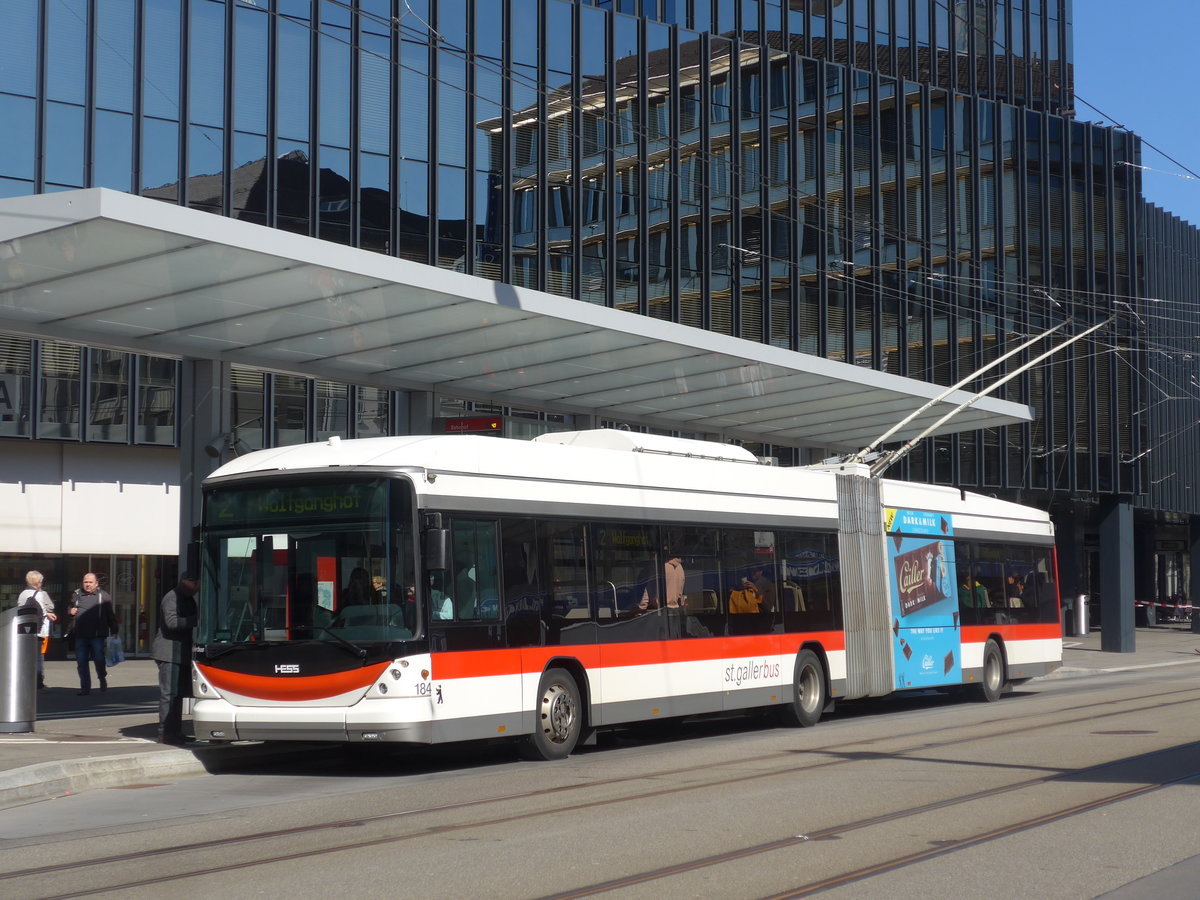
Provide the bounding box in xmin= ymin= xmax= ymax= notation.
xmin=1 ymin=1 xmax=1197 ymax=625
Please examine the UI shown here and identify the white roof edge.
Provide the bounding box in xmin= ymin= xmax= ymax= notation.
xmin=532 ymin=429 xmax=760 ymax=462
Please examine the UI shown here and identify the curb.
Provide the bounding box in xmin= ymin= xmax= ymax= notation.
xmin=1038 ymin=657 xmax=1200 ymax=681
xmin=0 ymin=749 xmax=205 ymax=809
xmin=0 ymin=741 xmax=328 ymax=810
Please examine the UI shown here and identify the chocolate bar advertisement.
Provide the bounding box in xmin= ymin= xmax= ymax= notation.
xmin=885 ymin=508 xmax=963 ymax=689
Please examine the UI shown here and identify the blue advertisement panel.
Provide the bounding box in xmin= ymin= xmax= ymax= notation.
xmin=884 ymin=508 xmax=962 ymax=690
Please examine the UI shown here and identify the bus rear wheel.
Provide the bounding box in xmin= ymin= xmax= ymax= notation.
xmin=521 ymin=667 xmax=583 ymax=761
xmin=779 ymin=649 xmax=826 ymax=728
xmin=972 ymin=639 xmax=1005 ymax=703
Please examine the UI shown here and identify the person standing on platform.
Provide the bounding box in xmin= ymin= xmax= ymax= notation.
xmin=152 ymin=574 xmax=199 ymax=745
xmin=18 ymin=570 xmax=57 ymax=690
xmin=68 ymin=573 xmax=117 ymax=696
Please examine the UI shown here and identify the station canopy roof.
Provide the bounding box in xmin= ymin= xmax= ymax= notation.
xmin=0 ymin=189 xmax=1031 ymax=451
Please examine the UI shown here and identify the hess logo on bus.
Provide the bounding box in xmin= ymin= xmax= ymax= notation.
xmin=275 ymin=664 xmax=300 ymax=674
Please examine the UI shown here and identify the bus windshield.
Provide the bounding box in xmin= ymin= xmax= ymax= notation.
xmin=197 ymin=478 xmax=417 ymax=646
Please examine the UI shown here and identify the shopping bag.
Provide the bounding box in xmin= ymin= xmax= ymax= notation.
xmin=105 ymin=635 xmax=125 ymax=667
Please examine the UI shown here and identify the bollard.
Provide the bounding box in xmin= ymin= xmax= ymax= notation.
xmin=0 ymin=606 xmax=40 ymax=733
xmin=1074 ymin=593 xmax=1089 ymax=637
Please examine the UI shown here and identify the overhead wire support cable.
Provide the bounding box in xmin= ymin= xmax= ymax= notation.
xmin=845 ymin=318 xmax=1072 ymax=466
xmin=870 ymin=315 xmax=1118 ymax=478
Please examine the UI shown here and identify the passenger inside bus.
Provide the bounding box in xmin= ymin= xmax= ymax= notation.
xmin=1007 ymin=574 xmax=1026 ymax=608
xmin=728 ymin=575 xmax=763 ymax=613
xmin=959 ymin=577 xmax=990 ymax=608
xmin=342 ymin=567 xmax=377 ymax=607
xmin=455 ymin=562 xmax=477 ymax=617
xmin=664 ymin=557 xmax=685 ymax=608
xmin=634 ymin=567 xmax=661 ymax=614
xmin=750 ymin=565 xmax=778 ymax=614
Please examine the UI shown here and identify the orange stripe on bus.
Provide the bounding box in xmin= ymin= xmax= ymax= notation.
xmin=961 ymin=622 xmax=1063 ymax=642
xmin=430 ymin=632 xmax=846 ymax=680
xmin=197 ymin=661 xmax=391 ymax=701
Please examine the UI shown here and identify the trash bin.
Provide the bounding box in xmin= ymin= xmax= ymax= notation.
xmin=1074 ymin=593 xmax=1089 ymax=637
xmin=1063 ymin=595 xmax=1075 ymax=637
xmin=0 ymin=605 xmax=40 ymax=733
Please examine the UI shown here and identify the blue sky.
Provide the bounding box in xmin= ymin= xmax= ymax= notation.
xmin=1072 ymin=1 xmax=1200 ymax=227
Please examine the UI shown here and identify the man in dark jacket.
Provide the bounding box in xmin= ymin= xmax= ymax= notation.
xmin=152 ymin=574 xmax=199 ymax=744
xmin=68 ymin=573 xmax=118 ymax=696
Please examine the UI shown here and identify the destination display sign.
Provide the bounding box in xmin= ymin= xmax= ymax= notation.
xmin=207 ymin=480 xmax=386 ymax=528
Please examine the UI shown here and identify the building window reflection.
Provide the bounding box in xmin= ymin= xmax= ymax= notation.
xmin=354 ymin=386 xmax=390 ymax=438
xmin=136 ymin=356 xmax=178 ymax=445
xmin=273 ymin=374 xmax=309 ymax=446
xmin=87 ymin=349 xmax=130 ymax=442
xmin=230 ymin=365 xmax=265 ymax=451
xmin=315 ymin=380 xmax=348 ymax=440
xmin=0 ymin=335 xmax=32 ymax=438
xmin=39 ymin=341 xmax=82 ymax=440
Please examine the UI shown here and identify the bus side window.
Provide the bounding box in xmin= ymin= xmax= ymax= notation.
xmin=1003 ymin=548 xmax=1034 ymax=621
xmin=1030 ymin=548 xmax=1059 ymax=624
xmin=501 ymin=518 xmax=543 ymax=647
xmin=956 ymin=543 xmax=984 ymax=624
xmin=450 ymin=518 xmax=500 ymax=621
xmin=780 ymin=531 xmax=840 ymax=632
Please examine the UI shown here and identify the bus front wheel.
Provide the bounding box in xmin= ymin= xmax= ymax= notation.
xmin=780 ymin=649 xmax=826 ymax=728
xmin=521 ymin=668 xmax=583 ymax=761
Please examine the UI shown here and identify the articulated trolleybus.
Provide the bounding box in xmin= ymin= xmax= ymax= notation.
xmin=192 ymin=429 xmax=1061 ymax=759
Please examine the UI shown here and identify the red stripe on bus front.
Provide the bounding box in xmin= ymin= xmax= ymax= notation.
xmin=197 ymin=661 xmax=391 ymax=701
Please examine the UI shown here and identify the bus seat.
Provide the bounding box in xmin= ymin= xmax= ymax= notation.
xmin=784 ymin=585 xmax=805 ymax=612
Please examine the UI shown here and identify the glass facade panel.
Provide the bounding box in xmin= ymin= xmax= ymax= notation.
xmin=277 ymin=11 xmax=312 ymax=142
xmin=96 ymin=0 xmax=136 ymax=112
xmin=0 ymin=335 xmax=33 ymax=438
xmin=87 ymin=349 xmax=130 ymax=442
xmin=94 ymin=111 xmax=134 ymax=192
xmin=273 ymin=374 xmax=308 ymax=446
xmin=143 ymin=0 xmax=182 ymax=121
xmin=46 ymin=0 xmax=88 ymax=105
xmin=230 ymin=366 xmax=265 ymax=451
xmin=142 ymin=118 xmax=181 ymax=198
xmin=136 ymin=356 xmax=177 ymax=445
xmin=355 ymin=386 xmax=390 ymax=438
xmin=315 ymin=380 xmax=348 ymax=440
xmin=40 ymin=342 xmax=82 ymax=440
xmin=189 ymin=0 xmax=226 ymax=127
xmin=0 ymin=0 xmax=39 ymax=98
xmin=45 ymin=103 xmax=86 ymax=188
xmin=0 ymin=95 xmax=37 ymax=182
xmin=234 ymin=5 xmax=270 ymax=136
xmin=188 ymin=124 xmax=225 ymax=213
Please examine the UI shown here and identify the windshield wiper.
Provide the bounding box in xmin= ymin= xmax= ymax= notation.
xmin=315 ymin=626 xmax=369 ymax=662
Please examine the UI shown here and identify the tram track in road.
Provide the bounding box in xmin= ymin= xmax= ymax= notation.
xmin=7 ymin=683 xmax=1200 ymax=899
xmin=543 ymin=766 xmax=1200 ymax=900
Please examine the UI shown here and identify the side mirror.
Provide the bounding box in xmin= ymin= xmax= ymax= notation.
xmin=424 ymin=527 xmax=450 ymax=571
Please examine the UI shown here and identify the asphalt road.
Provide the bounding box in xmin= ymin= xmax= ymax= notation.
xmin=2 ymin=665 xmax=1198 ymax=900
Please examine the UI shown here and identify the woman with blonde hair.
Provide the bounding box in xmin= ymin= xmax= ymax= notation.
xmin=18 ymin=570 xmax=57 ymax=690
